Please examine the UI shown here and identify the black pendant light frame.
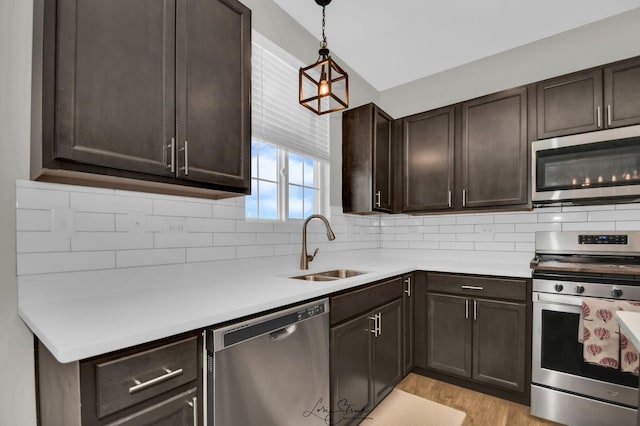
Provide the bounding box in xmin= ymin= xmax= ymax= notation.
xmin=299 ymin=0 xmax=349 ymax=115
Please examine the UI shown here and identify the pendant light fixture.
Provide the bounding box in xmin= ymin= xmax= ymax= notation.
xmin=299 ymin=0 xmax=349 ymax=115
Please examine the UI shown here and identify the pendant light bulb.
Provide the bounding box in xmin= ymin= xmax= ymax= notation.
xmin=318 ymin=67 xmax=329 ymax=96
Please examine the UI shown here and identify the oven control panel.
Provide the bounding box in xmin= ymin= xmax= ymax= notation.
xmin=578 ymin=234 xmax=628 ymax=245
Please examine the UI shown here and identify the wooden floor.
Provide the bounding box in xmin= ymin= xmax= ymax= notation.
xmin=396 ymin=373 xmax=562 ymax=426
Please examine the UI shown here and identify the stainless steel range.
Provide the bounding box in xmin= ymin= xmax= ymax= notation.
xmin=530 ymin=231 xmax=640 ymax=426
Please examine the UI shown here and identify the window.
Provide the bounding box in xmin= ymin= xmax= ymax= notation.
xmin=246 ymin=31 xmax=329 ymax=221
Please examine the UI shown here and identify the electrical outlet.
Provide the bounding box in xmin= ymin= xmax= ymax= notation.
xmin=128 ymin=212 xmax=146 ymax=234
xmin=51 ymin=208 xmax=76 ymax=238
xmin=479 ymin=225 xmax=495 ymax=234
xmin=164 ymin=218 xmax=186 ymax=233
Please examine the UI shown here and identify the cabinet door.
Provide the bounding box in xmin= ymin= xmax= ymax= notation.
xmin=604 ymin=57 xmax=640 ymax=129
xmin=402 ymin=274 xmax=414 ymax=375
xmin=537 ymin=68 xmax=603 ymax=138
xmin=472 ymin=298 xmax=526 ymax=392
xmin=426 ymin=293 xmax=471 ymax=378
xmin=373 ymin=107 xmax=393 ymax=212
xmin=175 ymin=0 xmax=251 ymax=189
xmin=461 ymin=87 xmax=528 ymax=208
xmin=331 ymin=314 xmax=373 ymax=426
xmin=54 ymin=0 xmax=175 ymax=176
xmin=108 ymin=388 xmax=197 ymax=426
xmin=402 ymin=107 xmax=455 ymax=212
xmin=373 ymin=299 xmax=403 ymax=405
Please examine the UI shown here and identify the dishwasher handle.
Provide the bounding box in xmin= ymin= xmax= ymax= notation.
xmin=270 ymin=324 xmax=298 ymax=342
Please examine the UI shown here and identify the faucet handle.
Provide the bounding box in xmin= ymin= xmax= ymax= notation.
xmin=307 ymin=248 xmax=319 ymax=262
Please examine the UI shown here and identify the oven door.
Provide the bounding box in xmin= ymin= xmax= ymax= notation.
xmin=533 ymin=291 xmax=638 ymax=407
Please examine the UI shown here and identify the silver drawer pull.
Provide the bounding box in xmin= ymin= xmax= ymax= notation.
xmin=461 ymin=285 xmax=484 ymax=290
xmin=129 ymin=367 xmax=183 ymax=394
xmin=187 ymin=396 xmax=198 ymax=426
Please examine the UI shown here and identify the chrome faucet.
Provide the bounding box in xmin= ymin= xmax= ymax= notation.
xmin=300 ymin=214 xmax=336 ymax=270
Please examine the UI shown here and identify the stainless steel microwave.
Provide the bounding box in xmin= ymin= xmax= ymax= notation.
xmin=532 ymin=124 xmax=640 ymax=204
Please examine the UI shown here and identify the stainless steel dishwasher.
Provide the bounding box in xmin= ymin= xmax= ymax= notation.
xmin=206 ymin=298 xmax=330 ymax=426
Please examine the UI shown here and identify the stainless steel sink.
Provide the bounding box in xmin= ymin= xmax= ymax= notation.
xmin=291 ymin=269 xmax=366 ymax=281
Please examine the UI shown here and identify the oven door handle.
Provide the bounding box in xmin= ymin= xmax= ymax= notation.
xmin=535 ymin=292 xmax=583 ymax=306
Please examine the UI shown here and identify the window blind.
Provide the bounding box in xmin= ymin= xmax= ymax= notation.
xmin=252 ymin=31 xmax=330 ymax=161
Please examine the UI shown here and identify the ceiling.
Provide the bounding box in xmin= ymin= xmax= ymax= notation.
xmin=273 ymin=0 xmax=640 ymax=91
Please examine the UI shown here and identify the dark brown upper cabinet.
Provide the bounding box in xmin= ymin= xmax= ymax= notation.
xmin=604 ymin=57 xmax=640 ymax=129
xmin=342 ymin=103 xmax=394 ymax=214
xmin=537 ymin=56 xmax=640 ymax=139
xmin=401 ymin=106 xmax=455 ymax=212
xmin=32 ymin=0 xmax=251 ymax=199
xmin=460 ymin=86 xmax=530 ymax=209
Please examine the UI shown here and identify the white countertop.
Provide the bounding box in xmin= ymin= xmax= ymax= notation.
xmin=616 ymin=311 xmax=640 ymax=353
xmin=18 ymin=248 xmax=532 ymax=363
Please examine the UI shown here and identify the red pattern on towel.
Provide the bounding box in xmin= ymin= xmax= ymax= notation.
xmin=578 ymin=299 xmax=640 ymax=374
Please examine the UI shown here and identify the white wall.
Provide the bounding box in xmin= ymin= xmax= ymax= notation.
xmin=0 ymin=0 xmax=37 ymax=425
xmin=380 ymin=7 xmax=640 ymax=118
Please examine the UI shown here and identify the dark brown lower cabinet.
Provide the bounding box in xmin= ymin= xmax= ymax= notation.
xmin=330 ymin=277 xmax=405 ymax=425
xmin=415 ymin=272 xmax=530 ymax=404
xmin=37 ymin=332 xmax=202 ymax=426
xmin=402 ymin=273 xmax=414 ymax=375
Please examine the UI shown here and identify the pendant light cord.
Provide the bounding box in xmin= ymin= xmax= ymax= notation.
xmin=321 ymin=5 xmax=327 ymax=47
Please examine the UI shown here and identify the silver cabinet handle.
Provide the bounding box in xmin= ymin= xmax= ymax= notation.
xmin=187 ymin=396 xmax=198 ymax=426
xmin=368 ymin=314 xmax=378 ymax=337
xmin=447 ymin=190 xmax=452 ymax=208
xmin=461 ymin=285 xmax=484 ymax=290
xmin=473 ymin=300 xmax=478 ymax=321
xmin=597 ymin=106 xmax=602 ymax=128
xmin=129 ymin=367 xmax=183 ymax=394
xmin=375 ymin=190 xmax=381 ymax=208
xmin=465 ymin=299 xmax=469 ymax=320
xmin=462 ymin=189 xmax=467 ymax=207
xmin=180 ymin=141 xmax=189 ymax=176
xmin=607 ymin=104 xmax=612 ymax=126
xmin=167 ymin=138 xmax=175 ymax=173
xmin=404 ymin=277 xmax=411 ymax=297
xmin=377 ymin=312 xmax=382 ymax=336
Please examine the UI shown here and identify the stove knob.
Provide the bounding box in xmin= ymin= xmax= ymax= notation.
xmin=575 ymin=285 xmax=585 ymax=294
xmin=554 ymin=284 xmax=564 ymax=292
xmin=611 ymin=288 xmax=623 ymax=298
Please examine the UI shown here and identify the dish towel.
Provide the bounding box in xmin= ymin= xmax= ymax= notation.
xmin=578 ymin=298 xmax=640 ymax=374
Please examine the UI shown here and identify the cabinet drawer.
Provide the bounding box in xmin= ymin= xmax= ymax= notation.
xmin=331 ymin=277 xmax=403 ymax=325
xmin=426 ymin=273 xmax=526 ymax=301
xmin=96 ymin=336 xmax=198 ymax=418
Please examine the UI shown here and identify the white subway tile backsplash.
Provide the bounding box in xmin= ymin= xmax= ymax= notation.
xmin=616 ymin=221 xmax=640 ymax=231
xmin=494 ymin=213 xmax=537 ymax=224
xmin=17 ymin=251 xmax=115 ymax=275
xmin=515 ymin=223 xmax=562 ymax=233
xmin=440 ymin=224 xmax=475 ymax=234
xmin=475 ymin=242 xmax=515 ymax=251
xmin=75 ymin=213 xmax=115 ymax=232
xmin=15 ymin=180 xmax=640 ymax=276
xmin=153 ymin=199 xmax=212 ymax=218
xmin=440 ymin=241 xmax=474 ymax=251
xmin=589 ymin=209 xmax=640 ymax=222
xmin=537 ymin=212 xmax=588 ymax=223
xmin=17 ymin=188 xmax=69 ymax=209
xmin=71 ymin=193 xmax=153 ymax=214
xmin=562 ymin=222 xmax=616 ymax=231
xmin=71 ymin=233 xmax=154 ymax=251
xmin=16 ymin=210 xmax=51 ymax=231
xmin=154 ymin=232 xmax=212 ymax=249
xmin=237 ymin=245 xmax=275 ymax=259
xmin=186 ymin=217 xmax=236 ymax=233
xmin=186 ymin=246 xmax=237 ymax=263
xmin=17 ymin=232 xmax=70 ymax=253
xmin=116 ymin=248 xmax=186 ymax=268
xmin=456 ymin=215 xmax=494 ymax=225
xmin=214 ymin=233 xmax=256 ymax=246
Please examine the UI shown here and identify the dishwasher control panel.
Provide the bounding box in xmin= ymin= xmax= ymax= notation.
xmin=297 ymin=303 xmax=325 ymax=320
